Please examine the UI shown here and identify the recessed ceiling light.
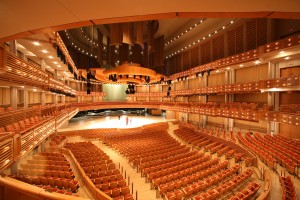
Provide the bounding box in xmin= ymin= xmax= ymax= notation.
xmin=53 ymin=61 xmax=58 ymax=64
xmin=279 ymin=51 xmax=284 ymax=54
xmin=41 ymin=50 xmax=48 ymax=53
xmin=285 ymin=57 xmax=290 ymax=60
xmin=48 ymin=56 xmax=53 ymax=59
xmin=33 ymin=41 xmax=40 ymax=46
xmin=239 ymin=64 xmax=244 ymax=67
xmin=216 ymin=70 xmax=219 ymax=73
xmin=226 ymin=67 xmax=230 ymax=70
xmin=57 ymin=65 xmax=61 ymax=68
xmin=254 ymin=60 xmax=260 ymax=64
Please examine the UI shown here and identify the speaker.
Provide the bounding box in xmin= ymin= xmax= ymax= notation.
xmin=87 ymin=82 xmax=91 ymax=87
xmin=87 ymin=89 xmax=91 ymax=94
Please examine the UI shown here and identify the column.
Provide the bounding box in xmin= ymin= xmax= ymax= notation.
xmin=62 ymin=95 xmax=66 ymax=104
xmin=267 ymin=62 xmax=279 ymax=134
xmin=54 ymin=94 xmax=58 ymax=105
xmin=77 ymin=82 xmax=81 ymax=102
xmin=9 ymin=40 xmax=17 ymax=55
xmin=41 ymin=59 xmax=46 ymax=71
xmin=10 ymin=87 xmax=17 ymax=109
xmin=40 ymin=140 xmax=46 ymax=152
xmin=202 ymin=75 xmax=208 ymax=127
xmin=41 ymin=92 xmax=45 ymax=106
xmin=23 ymin=89 xmax=28 ymax=108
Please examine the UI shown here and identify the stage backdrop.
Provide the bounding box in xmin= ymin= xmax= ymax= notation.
xmin=103 ymin=84 xmax=127 ymax=101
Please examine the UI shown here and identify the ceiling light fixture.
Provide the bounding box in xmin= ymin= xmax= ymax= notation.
xmin=33 ymin=41 xmax=40 ymax=46
xmin=41 ymin=50 xmax=48 ymax=53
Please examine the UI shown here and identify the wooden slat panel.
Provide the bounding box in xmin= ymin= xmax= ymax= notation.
xmin=182 ymin=51 xmax=190 ymax=70
xmin=110 ymin=24 xmax=122 ymax=46
xmin=236 ymin=25 xmax=244 ymax=54
xmin=246 ymin=19 xmax=257 ymax=51
xmin=212 ymin=34 xmax=225 ymax=61
xmin=122 ymin=22 xmax=134 ymax=45
xmin=135 ymin=21 xmax=144 ymax=48
xmin=257 ymin=18 xmax=268 ymax=46
xmin=190 ymin=46 xmax=199 ymax=68
xmin=200 ymin=41 xmax=211 ymax=65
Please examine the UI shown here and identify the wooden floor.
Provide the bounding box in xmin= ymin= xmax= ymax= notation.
xmin=59 ymin=114 xmax=170 ymax=132
xmin=57 ymin=115 xmax=300 ymax=200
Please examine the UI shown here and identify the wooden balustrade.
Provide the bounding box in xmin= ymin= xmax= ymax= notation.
xmin=0 ymin=107 xmax=79 ymax=173
xmin=0 ymin=47 xmax=48 ymax=87
xmin=76 ymin=91 xmax=106 ymax=96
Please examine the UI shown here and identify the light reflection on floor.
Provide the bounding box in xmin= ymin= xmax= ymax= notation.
xmin=58 ymin=114 xmax=170 ymax=132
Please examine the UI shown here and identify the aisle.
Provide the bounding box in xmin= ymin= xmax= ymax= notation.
xmin=92 ymin=140 xmax=157 ymax=200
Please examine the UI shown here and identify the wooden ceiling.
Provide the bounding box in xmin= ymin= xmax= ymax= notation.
xmin=1 ymin=0 xmax=300 ymax=42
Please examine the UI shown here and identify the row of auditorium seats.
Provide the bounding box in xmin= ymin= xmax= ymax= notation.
xmin=174 ymin=126 xmax=250 ymax=164
xmin=0 ymin=107 xmax=14 ymax=112
xmin=279 ymin=176 xmax=296 ymax=200
xmin=228 ymin=182 xmax=261 ymax=200
xmin=241 ymin=132 xmax=297 ymax=174
xmin=65 ymin=142 xmax=133 ymax=200
xmin=0 ymin=116 xmax=47 ymax=134
xmin=10 ymin=152 xmax=79 ymax=196
xmin=237 ymin=132 xmax=277 ymax=171
xmin=99 ymin=124 xmax=260 ymax=200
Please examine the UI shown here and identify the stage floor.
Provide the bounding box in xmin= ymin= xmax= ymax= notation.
xmin=58 ymin=114 xmax=170 ymax=132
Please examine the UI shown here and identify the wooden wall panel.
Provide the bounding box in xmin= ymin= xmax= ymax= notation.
xmin=162 ymin=85 xmax=170 ymax=92
xmin=234 ymin=119 xmax=268 ymax=132
xmin=18 ymin=90 xmax=23 ymax=104
xmin=0 ymin=88 xmax=10 ymax=105
xmin=175 ymin=81 xmax=185 ymax=90
xmin=280 ymin=92 xmax=300 ymax=105
xmin=235 ymin=64 xmax=268 ymax=83
xmin=234 ymin=93 xmax=268 ymax=103
xmin=46 ymin=94 xmax=53 ymax=103
xmin=28 ymin=92 xmax=40 ymax=104
xmin=136 ymin=86 xmax=148 ymax=93
xmin=149 ymin=97 xmax=160 ymax=101
xmin=188 ymin=78 xmax=200 ymax=89
xmin=188 ymin=113 xmax=199 ymax=123
xmin=208 ymin=73 xmax=225 ymax=86
xmin=279 ymin=124 xmax=300 ymax=139
xmin=149 ymin=85 xmax=160 ymax=92
xmin=83 ymin=96 xmax=93 ymax=102
xmin=188 ymin=96 xmax=200 ymax=102
xmin=136 ymin=97 xmax=147 ymax=101
xmin=69 ymin=82 xmax=77 ymax=90
xmin=207 ymin=95 xmax=225 ymax=102
xmin=280 ymin=66 xmax=300 ymax=76
xmin=207 ymin=116 xmax=223 ymax=124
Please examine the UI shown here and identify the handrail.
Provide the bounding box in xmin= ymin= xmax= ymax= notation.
xmin=0 ymin=175 xmax=88 ymax=200
xmin=60 ymin=148 xmax=112 ymax=200
xmin=256 ymin=170 xmax=271 ymax=200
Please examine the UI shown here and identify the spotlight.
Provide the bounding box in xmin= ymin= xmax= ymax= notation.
xmin=207 ymin=69 xmax=211 ymax=76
